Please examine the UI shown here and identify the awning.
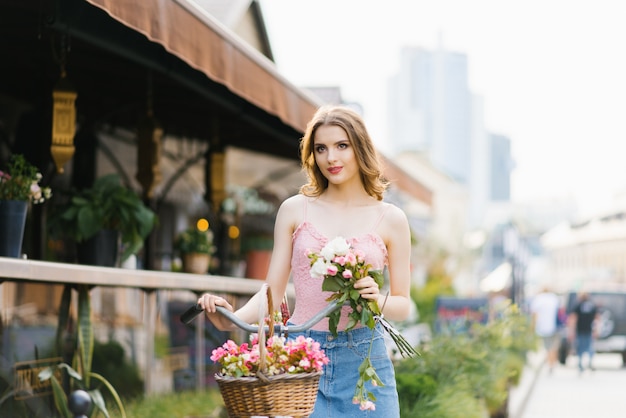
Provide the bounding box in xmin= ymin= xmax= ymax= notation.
xmin=83 ymin=0 xmax=321 ymax=133
xmin=381 ymin=154 xmax=433 ymax=207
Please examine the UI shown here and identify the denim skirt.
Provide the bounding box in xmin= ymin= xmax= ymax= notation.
xmin=288 ymin=323 xmax=400 ymax=418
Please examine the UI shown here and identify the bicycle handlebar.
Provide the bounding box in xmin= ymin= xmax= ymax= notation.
xmin=180 ymin=301 xmax=343 ymax=334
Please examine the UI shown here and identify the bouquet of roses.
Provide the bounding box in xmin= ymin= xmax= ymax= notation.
xmin=211 ymin=333 xmax=328 ymax=378
xmin=308 ymin=236 xmax=418 ymax=410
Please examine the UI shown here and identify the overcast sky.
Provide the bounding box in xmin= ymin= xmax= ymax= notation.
xmin=260 ymin=0 xmax=626 ymax=218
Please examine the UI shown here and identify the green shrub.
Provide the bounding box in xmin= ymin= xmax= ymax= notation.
xmin=396 ymin=304 xmax=536 ymax=417
xmin=404 ymin=384 xmax=488 ymax=418
xmin=396 ymin=373 xmax=437 ymax=406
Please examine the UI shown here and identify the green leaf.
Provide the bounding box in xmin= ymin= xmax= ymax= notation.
xmin=56 ymin=363 xmax=83 ymax=381
xmin=328 ymin=310 xmax=340 ymax=337
xmin=361 ymin=306 xmax=376 ymax=328
xmin=55 ymin=285 xmax=72 ymax=355
xmin=89 ymin=388 xmax=110 ymax=418
xmin=76 ymin=207 xmax=100 ymax=241
xmin=77 ymin=285 xmax=93 ymax=388
xmin=358 ymin=358 xmax=369 ymax=373
xmin=346 ymin=315 xmax=358 ymax=331
xmin=367 ymin=300 xmax=381 ymax=315
xmin=322 ymin=278 xmax=343 ymax=292
xmin=89 ymin=372 xmax=127 ymax=418
xmin=49 ymin=374 xmax=71 ymax=418
xmin=370 ymin=368 xmax=384 ymax=387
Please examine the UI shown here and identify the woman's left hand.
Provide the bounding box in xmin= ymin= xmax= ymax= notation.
xmin=354 ymin=275 xmax=380 ymax=300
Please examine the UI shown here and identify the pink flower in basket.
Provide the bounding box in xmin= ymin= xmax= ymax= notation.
xmin=211 ymin=334 xmax=328 ymax=378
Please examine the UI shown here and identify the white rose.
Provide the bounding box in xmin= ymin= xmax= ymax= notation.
xmin=320 ymin=236 xmax=350 ymax=260
xmin=310 ymin=258 xmax=330 ymax=279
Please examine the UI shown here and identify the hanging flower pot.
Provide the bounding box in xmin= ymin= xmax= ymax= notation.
xmin=0 ymin=200 xmax=28 ymax=258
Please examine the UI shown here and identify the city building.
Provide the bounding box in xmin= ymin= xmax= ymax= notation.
xmin=387 ymin=45 xmax=512 ymax=229
xmin=541 ymin=207 xmax=626 ymax=291
xmin=388 ymin=46 xmax=472 ymax=185
xmin=490 ymin=133 xmax=513 ymax=201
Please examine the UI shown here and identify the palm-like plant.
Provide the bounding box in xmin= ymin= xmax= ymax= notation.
xmin=49 ymin=174 xmax=157 ymax=262
xmin=39 ymin=285 xmax=126 ymax=418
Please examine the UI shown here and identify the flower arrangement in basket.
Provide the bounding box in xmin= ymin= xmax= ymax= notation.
xmin=308 ymin=236 xmax=418 ymax=411
xmin=210 ymin=284 xmax=328 ymax=417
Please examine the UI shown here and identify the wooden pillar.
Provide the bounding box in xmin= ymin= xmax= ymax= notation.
xmin=143 ymin=289 xmax=156 ymax=394
xmin=206 ymin=117 xmax=228 ymax=275
xmin=195 ymin=309 xmax=206 ymax=390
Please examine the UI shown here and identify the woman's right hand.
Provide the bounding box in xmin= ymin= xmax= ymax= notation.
xmin=198 ymin=293 xmax=234 ymax=331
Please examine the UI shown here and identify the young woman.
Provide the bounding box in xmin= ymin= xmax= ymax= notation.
xmin=199 ymin=105 xmax=413 ymax=416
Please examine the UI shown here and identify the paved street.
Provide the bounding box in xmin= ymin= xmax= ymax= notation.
xmin=515 ymin=353 xmax=626 ymax=418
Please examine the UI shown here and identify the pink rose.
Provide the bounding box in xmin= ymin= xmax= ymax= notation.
xmin=359 ymin=401 xmax=376 ymax=411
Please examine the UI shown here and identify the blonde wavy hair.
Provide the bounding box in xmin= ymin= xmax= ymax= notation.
xmin=299 ymin=105 xmax=388 ymax=200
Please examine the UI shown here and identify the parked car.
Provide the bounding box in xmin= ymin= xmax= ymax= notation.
xmin=558 ymin=287 xmax=626 ymax=366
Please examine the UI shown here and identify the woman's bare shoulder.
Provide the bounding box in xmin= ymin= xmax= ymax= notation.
xmin=381 ymin=202 xmax=410 ymax=228
xmin=279 ymin=193 xmax=306 ymax=210
xmin=276 ymin=194 xmax=306 ymax=224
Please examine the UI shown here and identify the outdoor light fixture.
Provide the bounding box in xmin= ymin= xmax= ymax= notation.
xmin=50 ymin=72 xmax=77 ymax=174
xmin=210 ymin=149 xmax=226 ymax=214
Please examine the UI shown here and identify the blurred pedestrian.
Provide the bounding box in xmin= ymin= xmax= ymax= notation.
xmin=568 ymin=292 xmax=599 ymax=373
xmin=530 ymin=286 xmax=561 ymax=373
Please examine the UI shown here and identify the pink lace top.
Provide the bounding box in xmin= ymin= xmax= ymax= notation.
xmin=289 ymin=201 xmax=390 ymax=331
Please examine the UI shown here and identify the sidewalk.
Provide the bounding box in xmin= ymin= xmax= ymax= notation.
xmin=508 ymin=350 xmax=546 ymax=418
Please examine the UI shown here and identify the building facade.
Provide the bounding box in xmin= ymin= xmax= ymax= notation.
xmin=541 ymin=208 xmax=626 ymax=291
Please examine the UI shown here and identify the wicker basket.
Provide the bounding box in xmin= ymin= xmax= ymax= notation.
xmin=215 ymin=284 xmax=321 ymax=417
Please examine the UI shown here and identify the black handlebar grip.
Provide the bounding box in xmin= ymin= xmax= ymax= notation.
xmin=180 ymin=303 xmax=204 ymax=324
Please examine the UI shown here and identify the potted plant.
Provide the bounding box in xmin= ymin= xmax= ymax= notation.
xmin=48 ymin=173 xmax=157 ymax=266
xmin=174 ymin=226 xmax=216 ymax=274
xmin=222 ymin=186 xmax=278 ymax=279
xmin=241 ymin=232 xmax=274 ymax=279
xmin=0 ymin=154 xmax=51 ymax=257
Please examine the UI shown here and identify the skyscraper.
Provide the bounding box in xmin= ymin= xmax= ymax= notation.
xmin=388 ymin=44 xmax=513 ymax=228
xmin=490 ymin=133 xmax=513 ymax=201
xmin=388 ymin=46 xmax=471 ymax=185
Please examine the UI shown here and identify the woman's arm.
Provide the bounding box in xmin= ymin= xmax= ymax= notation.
xmin=198 ymin=196 xmax=298 ymax=330
xmin=378 ymin=204 xmax=413 ymax=321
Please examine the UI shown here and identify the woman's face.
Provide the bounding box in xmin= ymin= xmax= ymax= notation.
xmin=313 ymin=124 xmax=359 ymax=186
